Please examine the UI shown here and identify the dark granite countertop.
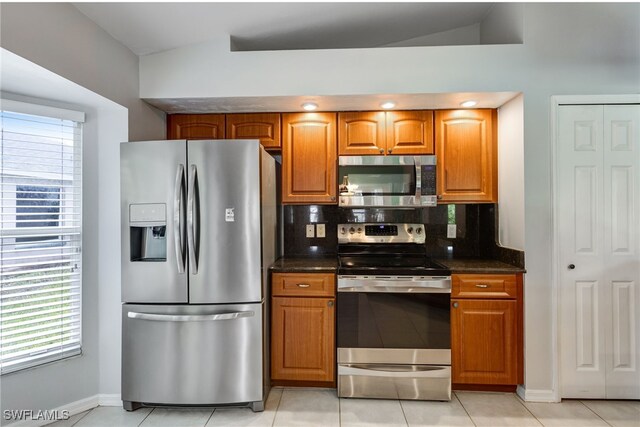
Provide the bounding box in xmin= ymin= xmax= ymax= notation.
xmin=270 ymin=256 xmax=339 ymax=273
xmin=434 ymin=258 xmax=526 ymax=274
xmin=271 ymin=256 xmax=524 ymax=274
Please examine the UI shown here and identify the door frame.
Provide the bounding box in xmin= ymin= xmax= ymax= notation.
xmin=551 ymin=94 xmax=640 ymax=401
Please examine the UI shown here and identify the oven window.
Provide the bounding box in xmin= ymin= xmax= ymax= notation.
xmin=339 ymin=165 xmax=415 ymax=196
xmin=337 ymin=293 xmax=450 ymax=349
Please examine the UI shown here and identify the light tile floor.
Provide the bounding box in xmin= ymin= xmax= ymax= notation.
xmin=46 ymin=388 xmax=640 ymax=427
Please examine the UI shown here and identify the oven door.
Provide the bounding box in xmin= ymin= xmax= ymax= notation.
xmin=337 ymin=275 xmax=451 ymax=400
xmin=338 ymin=155 xmax=436 ymax=207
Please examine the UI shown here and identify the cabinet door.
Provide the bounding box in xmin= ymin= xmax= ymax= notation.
xmin=282 ymin=113 xmax=337 ymax=204
xmin=167 ymin=114 xmax=225 ymax=139
xmin=226 ymin=113 xmax=281 ymax=150
xmin=271 ymin=297 xmax=335 ymax=382
xmin=451 ymin=299 xmax=518 ymax=385
xmin=386 ymin=110 xmax=434 ymax=155
xmin=338 ymin=111 xmax=386 ymax=155
xmin=435 ymin=109 xmax=497 ymax=203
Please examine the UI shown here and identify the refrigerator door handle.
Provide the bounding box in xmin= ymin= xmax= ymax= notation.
xmin=173 ymin=164 xmax=186 ymax=274
xmin=127 ymin=311 xmax=255 ymax=322
xmin=187 ymin=164 xmax=198 ymax=275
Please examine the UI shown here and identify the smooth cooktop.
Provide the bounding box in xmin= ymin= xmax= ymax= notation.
xmin=338 ymin=254 xmax=451 ymax=276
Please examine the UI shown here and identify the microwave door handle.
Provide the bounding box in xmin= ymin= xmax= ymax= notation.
xmin=414 ymin=156 xmax=422 ymax=202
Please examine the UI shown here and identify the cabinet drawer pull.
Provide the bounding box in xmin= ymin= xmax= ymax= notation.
xmin=476 ymin=284 xmax=490 ymax=288
xmin=296 ymin=283 xmax=311 ymax=288
xmin=328 ymin=301 xmax=334 ymax=308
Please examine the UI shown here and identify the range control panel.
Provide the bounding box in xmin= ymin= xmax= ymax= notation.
xmin=338 ymin=223 xmax=425 ymax=244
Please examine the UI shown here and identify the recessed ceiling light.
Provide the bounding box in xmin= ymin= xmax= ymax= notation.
xmin=380 ymin=101 xmax=396 ymax=109
xmin=461 ymin=100 xmax=477 ymax=108
xmin=302 ymin=102 xmax=318 ymax=111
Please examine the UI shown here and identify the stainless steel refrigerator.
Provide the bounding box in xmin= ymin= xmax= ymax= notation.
xmin=120 ymin=139 xmax=276 ymax=412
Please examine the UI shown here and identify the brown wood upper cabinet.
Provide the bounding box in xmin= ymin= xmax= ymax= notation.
xmin=338 ymin=111 xmax=434 ymax=156
xmin=435 ymin=109 xmax=497 ymax=203
xmin=167 ymin=114 xmax=225 ymax=139
xmin=226 ymin=113 xmax=281 ymax=150
xmin=282 ymin=112 xmax=337 ymax=204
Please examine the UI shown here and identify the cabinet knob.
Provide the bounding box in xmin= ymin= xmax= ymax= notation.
xmin=330 ymin=196 xmax=336 ymax=201
xmin=387 ymin=148 xmax=392 ymax=154
xmin=296 ymin=283 xmax=311 ymax=288
xmin=379 ymin=148 xmax=384 ymax=154
xmin=568 ymin=264 xmax=575 ymax=270
xmin=437 ymin=195 xmax=443 ymax=200
xmin=328 ymin=301 xmax=334 ymax=308
xmin=452 ymin=302 xmax=459 ymax=308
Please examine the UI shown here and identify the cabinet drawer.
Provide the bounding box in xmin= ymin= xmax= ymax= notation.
xmin=272 ymin=273 xmax=335 ymax=297
xmin=452 ymin=274 xmax=517 ymax=299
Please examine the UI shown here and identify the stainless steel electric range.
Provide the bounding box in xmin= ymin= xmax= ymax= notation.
xmin=336 ymin=223 xmax=452 ymax=401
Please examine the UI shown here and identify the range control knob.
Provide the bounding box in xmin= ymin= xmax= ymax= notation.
xmin=349 ymin=227 xmax=356 ymax=235
xmin=415 ymin=227 xmax=423 ymax=235
xmin=407 ymin=227 xmax=414 ymax=234
xmin=340 ymin=227 xmax=347 ymax=235
xmin=357 ymin=227 xmax=362 ymax=234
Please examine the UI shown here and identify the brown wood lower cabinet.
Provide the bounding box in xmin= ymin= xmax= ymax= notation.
xmin=451 ymin=299 xmax=517 ymax=385
xmin=271 ymin=273 xmax=335 ymax=385
xmin=451 ymin=273 xmax=523 ymax=389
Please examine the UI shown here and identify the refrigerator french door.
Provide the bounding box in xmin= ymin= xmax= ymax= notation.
xmin=120 ymin=139 xmax=276 ymax=412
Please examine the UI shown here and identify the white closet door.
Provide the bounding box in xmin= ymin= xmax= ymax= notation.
xmin=558 ymin=104 xmax=640 ymax=399
xmin=558 ymin=105 xmax=607 ymax=398
xmin=602 ymin=105 xmax=640 ymax=399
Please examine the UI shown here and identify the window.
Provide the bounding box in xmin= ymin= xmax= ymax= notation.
xmin=1 ymin=100 xmax=84 ymax=374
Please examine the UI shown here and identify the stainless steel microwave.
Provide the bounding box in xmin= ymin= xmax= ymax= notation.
xmin=338 ymin=155 xmax=437 ymax=208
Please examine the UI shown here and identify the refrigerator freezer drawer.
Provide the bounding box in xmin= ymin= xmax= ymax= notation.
xmin=122 ymin=303 xmax=264 ymax=406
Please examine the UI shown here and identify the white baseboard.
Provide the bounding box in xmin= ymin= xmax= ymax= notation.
xmin=97 ymin=394 xmax=122 ymax=407
xmin=5 ymin=394 xmax=105 ymax=427
xmin=517 ymin=385 xmax=560 ymax=402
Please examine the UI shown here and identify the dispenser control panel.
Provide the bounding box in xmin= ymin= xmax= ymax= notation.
xmin=129 ymin=203 xmax=166 ymax=224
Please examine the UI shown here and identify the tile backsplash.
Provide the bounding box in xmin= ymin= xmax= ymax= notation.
xmin=282 ymin=204 xmax=523 ymax=268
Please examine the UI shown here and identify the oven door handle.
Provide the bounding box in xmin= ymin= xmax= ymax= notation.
xmin=339 ymin=364 xmax=451 ymax=379
xmin=337 ymin=276 xmax=451 ymax=293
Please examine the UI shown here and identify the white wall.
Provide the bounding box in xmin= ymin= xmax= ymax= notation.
xmin=0 ymin=2 xmax=165 ymax=142
xmin=0 ymin=50 xmax=127 ymax=424
xmin=139 ymin=3 xmax=640 ymax=399
xmin=497 ymin=94 xmax=525 ymax=250
xmin=382 ymin=23 xmax=480 ymax=48
xmin=480 ymin=3 xmax=524 ymax=45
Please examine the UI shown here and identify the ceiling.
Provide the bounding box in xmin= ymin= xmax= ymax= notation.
xmin=73 ymin=3 xmax=495 ymax=55
xmin=72 ymin=3 xmax=516 ymax=113
xmin=145 ymin=92 xmax=520 ymax=114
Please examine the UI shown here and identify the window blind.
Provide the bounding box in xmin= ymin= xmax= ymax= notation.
xmin=1 ymin=106 xmax=83 ymax=374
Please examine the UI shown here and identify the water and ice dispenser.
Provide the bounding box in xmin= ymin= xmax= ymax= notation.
xmin=129 ymin=203 xmax=166 ymax=262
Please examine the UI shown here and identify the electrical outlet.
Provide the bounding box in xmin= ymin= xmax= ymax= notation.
xmin=306 ymin=224 xmax=315 ymax=238
xmin=447 ymin=224 xmax=457 ymax=239
xmin=316 ymin=223 xmax=326 ymax=238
